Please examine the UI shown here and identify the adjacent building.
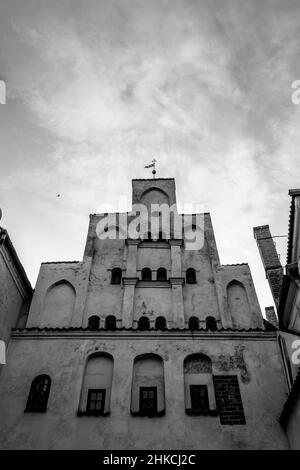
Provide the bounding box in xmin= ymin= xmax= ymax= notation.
xmin=0 ymin=227 xmax=32 ymax=375
xmin=254 ymin=189 xmax=300 ymax=449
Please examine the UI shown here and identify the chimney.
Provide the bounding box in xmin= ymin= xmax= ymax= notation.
xmin=265 ymin=306 xmax=279 ymax=328
xmin=253 ymin=225 xmax=283 ymax=308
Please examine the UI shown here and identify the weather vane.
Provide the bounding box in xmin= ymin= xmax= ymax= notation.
xmin=144 ymin=158 xmax=157 ymax=178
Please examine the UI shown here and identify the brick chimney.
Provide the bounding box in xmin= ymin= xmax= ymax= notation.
xmin=253 ymin=225 xmax=283 ymax=308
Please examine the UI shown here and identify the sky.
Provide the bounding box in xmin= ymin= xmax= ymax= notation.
xmin=1 ymin=0 xmax=300 ymax=312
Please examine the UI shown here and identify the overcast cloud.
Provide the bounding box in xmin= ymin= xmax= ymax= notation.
xmin=1 ymin=0 xmax=300 ymax=310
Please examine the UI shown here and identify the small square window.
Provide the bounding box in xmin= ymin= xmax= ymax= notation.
xmin=86 ymin=389 xmax=106 ymax=415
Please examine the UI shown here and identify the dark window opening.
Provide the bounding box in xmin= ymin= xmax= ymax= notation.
xmin=25 ymin=375 xmax=51 ymax=413
xmin=189 ymin=316 xmax=199 ymax=330
xmin=157 ymin=267 xmax=167 ymax=282
xmin=138 ymin=316 xmax=150 ymax=331
xmin=86 ymin=389 xmax=106 ymax=415
xmin=190 ymin=385 xmax=209 ymax=413
xmin=158 ymin=231 xmax=164 ymax=241
xmin=186 ymin=268 xmax=196 ymax=284
xmin=139 ymin=387 xmax=157 ymax=416
xmin=155 ymin=316 xmax=167 ymax=330
xmin=141 ymin=268 xmax=152 ymax=281
xmin=105 ymin=315 xmax=117 ymax=330
xmin=88 ymin=315 xmax=100 ymax=331
xmin=111 ymin=268 xmax=122 ymax=284
xmin=146 ymin=231 xmax=152 ymax=240
xmin=206 ymin=316 xmax=217 ymax=331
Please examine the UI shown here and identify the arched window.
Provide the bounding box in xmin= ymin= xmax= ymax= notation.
xmin=206 ymin=316 xmax=217 ymax=331
xmin=184 ymin=354 xmax=216 ymax=415
xmin=88 ymin=315 xmax=100 ymax=331
xmin=78 ymin=353 xmax=113 ymax=416
xmin=25 ymin=375 xmax=51 ymax=412
xmin=186 ymin=268 xmax=196 ymax=284
xmin=138 ymin=316 xmax=150 ymax=331
xmin=189 ymin=316 xmax=199 ymax=330
xmin=141 ymin=268 xmax=152 ymax=281
xmin=131 ymin=354 xmax=165 ymax=417
xmin=155 ymin=316 xmax=167 ymax=330
xmin=157 ymin=267 xmax=167 ymax=282
xmin=227 ymin=280 xmax=251 ymax=329
xmin=111 ymin=268 xmax=122 ymax=285
xmin=42 ymin=280 xmax=76 ymax=327
xmin=105 ymin=315 xmax=116 ymax=330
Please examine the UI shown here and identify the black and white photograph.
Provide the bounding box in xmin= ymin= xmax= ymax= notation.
xmin=0 ymin=0 xmax=299 ymax=456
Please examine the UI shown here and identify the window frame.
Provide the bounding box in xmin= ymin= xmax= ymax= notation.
xmin=139 ymin=386 xmax=158 ymax=416
xmin=186 ymin=268 xmax=197 ymax=284
xmin=88 ymin=315 xmax=100 ymax=331
xmin=188 ymin=316 xmax=199 ymax=330
xmin=25 ymin=375 xmax=51 ymax=413
xmin=111 ymin=268 xmax=122 ymax=285
xmin=138 ymin=316 xmax=150 ymax=331
xmin=190 ymin=384 xmax=209 ymax=413
xmin=86 ymin=388 xmax=106 ymax=416
xmin=141 ymin=268 xmax=152 ymax=281
xmin=155 ymin=316 xmax=167 ymax=330
xmin=105 ymin=315 xmax=117 ymax=330
xmin=157 ymin=267 xmax=167 ymax=282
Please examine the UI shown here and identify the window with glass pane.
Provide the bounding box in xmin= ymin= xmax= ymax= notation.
xmin=139 ymin=387 xmax=157 ymax=414
xmin=190 ymin=385 xmax=209 ymax=412
xmin=87 ymin=389 xmax=106 ymax=414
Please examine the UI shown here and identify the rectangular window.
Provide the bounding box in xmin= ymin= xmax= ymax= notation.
xmin=190 ymin=385 xmax=209 ymax=412
xmin=86 ymin=389 xmax=106 ymax=415
xmin=139 ymin=387 xmax=157 ymax=415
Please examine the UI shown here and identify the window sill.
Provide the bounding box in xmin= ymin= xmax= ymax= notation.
xmin=77 ymin=410 xmax=110 ymax=417
xmin=24 ymin=408 xmax=47 ymax=413
xmin=186 ymin=408 xmax=218 ymax=416
xmin=131 ymin=409 xmax=165 ymax=418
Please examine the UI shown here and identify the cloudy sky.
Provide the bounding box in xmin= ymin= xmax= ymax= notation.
xmin=1 ymin=0 xmax=300 ymax=311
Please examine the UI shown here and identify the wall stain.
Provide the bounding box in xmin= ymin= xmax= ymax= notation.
xmin=215 ymin=345 xmax=250 ymax=383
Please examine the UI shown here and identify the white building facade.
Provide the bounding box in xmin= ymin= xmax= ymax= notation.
xmin=0 ymin=178 xmax=289 ymax=449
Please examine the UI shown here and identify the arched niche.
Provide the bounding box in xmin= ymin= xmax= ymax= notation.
xmin=78 ymin=353 xmax=114 ymax=416
xmin=131 ymin=353 xmax=165 ymax=416
xmin=227 ymin=280 xmax=252 ymax=329
xmin=184 ymin=224 xmax=204 ymax=251
xmin=140 ymin=187 xmax=170 ymax=211
xmin=41 ymin=280 xmax=76 ymax=327
xmin=183 ymin=353 xmax=216 ymax=414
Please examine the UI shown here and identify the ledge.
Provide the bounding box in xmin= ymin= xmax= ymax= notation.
xmin=169 ymin=277 xmax=185 ymax=286
xmin=131 ymin=409 xmax=165 ymax=418
xmin=77 ymin=410 xmax=110 ymax=417
xmin=11 ymin=328 xmax=277 ymax=342
xmin=186 ymin=408 xmax=218 ymax=416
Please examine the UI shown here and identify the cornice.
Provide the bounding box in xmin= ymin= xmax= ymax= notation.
xmin=169 ymin=277 xmax=185 ymax=286
xmin=11 ymin=329 xmax=277 ymax=341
